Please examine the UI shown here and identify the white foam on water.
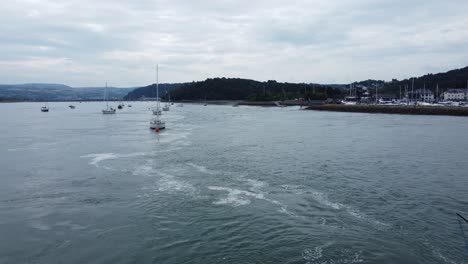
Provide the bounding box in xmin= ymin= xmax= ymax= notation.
xmin=81 ymin=153 xmax=118 ymax=167
xmin=208 ymin=186 xmax=264 ymax=207
xmin=302 ymin=247 xmax=323 ymax=263
xmin=155 ymin=171 xmax=196 ymax=194
xmin=280 ymin=184 xmax=307 ymax=195
xmin=244 ymin=178 xmax=267 ymax=192
xmin=132 ymin=165 xmax=154 ymax=176
xmin=310 ymin=191 xmax=345 ymax=210
xmin=432 ymin=248 xmax=462 ymax=264
xmin=81 ymin=152 xmax=146 ymax=167
xmin=303 ymin=246 xmax=363 ymax=264
xmin=309 ymin=190 xmax=390 ymax=228
xmin=30 ymin=221 xmax=51 ymax=231
xmin=208 ymin=186 xmax=294 ymax=216
xmin=187 ymin=163 xmax=216 ymax=175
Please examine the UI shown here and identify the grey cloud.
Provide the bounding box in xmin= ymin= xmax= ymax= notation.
xmin=1 ymin=0 xmax=468 ymax=86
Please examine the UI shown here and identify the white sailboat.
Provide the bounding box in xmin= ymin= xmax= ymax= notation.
xmin=162 ymin=102 xmax=170 ymax=111
xmin=102 ymin=82 xmax=116 ymax=114
xmin=150 ymin=65 xmax=165 ymax=130
xmin=41 ymin=102 xmax=49 ymax=112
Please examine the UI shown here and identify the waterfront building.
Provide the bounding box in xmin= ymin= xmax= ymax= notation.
xmin=408 ymin=89 xmax=434 ymax=102
xmin=443 ymin=89 xmax=467 ymax=101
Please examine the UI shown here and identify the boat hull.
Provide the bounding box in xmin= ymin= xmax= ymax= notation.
xmin=102 ymin=109 xmax=116 ymax=114
xmin=150 ymin=122 xmax=166 ymax=129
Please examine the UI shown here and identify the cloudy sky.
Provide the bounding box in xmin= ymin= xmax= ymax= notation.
xmin=1 ymin=0 xmax=468 ymax=87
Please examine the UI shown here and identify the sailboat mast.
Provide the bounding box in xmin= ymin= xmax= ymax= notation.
xmin=106 ymin=82 xmax=109 ymax=110
xmin=156 ymin=64 xmax=159 ymax=101
xmin=423 ymin=83 xmax=426 ymax=102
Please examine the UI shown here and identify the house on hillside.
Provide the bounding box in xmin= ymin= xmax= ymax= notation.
xmin=443 ymin=89 xmax=467 ymax=101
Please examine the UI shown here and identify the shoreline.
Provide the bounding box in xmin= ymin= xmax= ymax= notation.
xmin=305 ymin=104 xmax=468 ymax=117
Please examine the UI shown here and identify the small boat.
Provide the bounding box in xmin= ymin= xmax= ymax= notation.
xmin=118 ymin=105 xmax=123 ymax=109
xmin=102 ymin=107 xmax=116 ymax=114
xmin=41 ymin=106 xmax=49 ymax=112
xmin=102 ymin=82 xmax=116 ymax=114
xmin=152 ymin=108 xmax=162 ymax=115
xmin=69 ymin=105 xmax=75 ymax=109
xmin=274 ymin=101 xmax=287 ymax=107
xmin=176 ymin=103 xmax=184 ymax=107
xmin=232 ymin=104 xmax=239 ymax=107
xmin=163 ymin=103 xmax=170 ymax=111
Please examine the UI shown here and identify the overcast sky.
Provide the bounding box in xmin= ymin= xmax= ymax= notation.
xmin=1 ymin=0 xmax=468 ymax=87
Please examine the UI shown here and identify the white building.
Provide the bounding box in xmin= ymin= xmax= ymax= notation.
xmin=408 ymin=89 xmax=434 ymax=102
xmin=443 ymin=89 xmax=467 ymax=101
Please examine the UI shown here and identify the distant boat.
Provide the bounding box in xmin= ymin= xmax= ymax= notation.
xmin=163 ymin=103 xmax=170 ymax=111
xmin=41 ymin=104 xmax=49 ymax=112
xmin=152 ymin=108 xmax=162 ymax=115
xmin=102 ymin=82 xmax=116 ymax=114
xmin=176 ymin=103 xmax=184 ymax=107
xmin=274 ymin=101 xmax=286 ymax=107
xmin=150 ymin=65 xmax=165 ymax=130
xmin=69 ymin=105 xmax=75 ymax=109
xmin=128 ymin=104 xmax=132 ymax=107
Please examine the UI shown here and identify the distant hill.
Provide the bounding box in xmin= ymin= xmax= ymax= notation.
xmin=0 ymin=83 xmax=135 ymax=101
xmin=124 ymin=83 xmax=184 ymax=100
xmin=129 ymin=78 xmax=342 ymax=101
xmin=4 ymin=65 xmax=468 ymax=101
xmin=383 ymin=66 xmax=468 ymax=96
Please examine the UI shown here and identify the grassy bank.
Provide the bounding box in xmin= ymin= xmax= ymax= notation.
xmin=305 ymin=104 xmax=468 ymax=116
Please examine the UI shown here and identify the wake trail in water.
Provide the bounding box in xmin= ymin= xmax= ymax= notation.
xmin=81 ymin=152 xmax=146 ymax=167
xmin=280 ymin=184 xmax=390 ymax=229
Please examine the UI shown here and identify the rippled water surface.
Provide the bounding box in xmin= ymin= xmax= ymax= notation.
xmin=1 ymin=102 xmax=468 ymax=263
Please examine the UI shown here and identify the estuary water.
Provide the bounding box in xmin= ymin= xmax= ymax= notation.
xmin=1 ymin=102 xmax=468 ymax=264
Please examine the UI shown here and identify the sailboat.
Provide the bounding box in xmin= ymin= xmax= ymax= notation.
xmin=150 ymin=65 xmax=165 ymax=130
xmin=102 ymin=82 xmax=116 ymax=114
xmin=162 ymin=91 xmax=170 ymax=111
xmin=41 ymin=102 xmax=49 ymax=112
